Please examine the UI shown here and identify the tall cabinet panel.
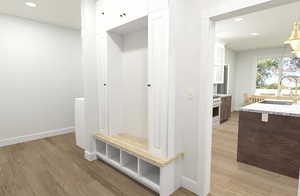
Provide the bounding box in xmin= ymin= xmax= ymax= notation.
xmin=148 ymin=10 xmax=169 ymax=157
xmin=96 ymin=35 xmax=109 ymax=135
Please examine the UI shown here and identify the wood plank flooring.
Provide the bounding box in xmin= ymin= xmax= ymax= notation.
xmin=0 ymin=133 xmax=195 ymax=196
xmin=211 ymin=112 xmax=298 ymax=196
xmin=0 ymin=112 xmax=298 ymax=196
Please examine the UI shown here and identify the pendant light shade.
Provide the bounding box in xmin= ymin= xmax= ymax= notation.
xmin=285 ymin=22 xmax=300 ymax=56
xmin=294 ymin=51 xmax=300 ymax=58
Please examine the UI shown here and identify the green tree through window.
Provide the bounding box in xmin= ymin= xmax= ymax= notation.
xmin=256 ymin=57 xmax=300 ymax=96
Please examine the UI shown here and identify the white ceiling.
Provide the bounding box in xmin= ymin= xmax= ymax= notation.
xmin=216 ymin=1 xmax=300 ymax=51
xmin=0 ymin=0 xmax=81 ymax=29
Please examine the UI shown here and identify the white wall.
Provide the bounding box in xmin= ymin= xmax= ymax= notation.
xmin=0 ymin=14 xmax=82 ymax=142
xmin=122 ymin=29 xmax=148 ymax=139
xmin=233 ymin=46 xmax=291 ymax=110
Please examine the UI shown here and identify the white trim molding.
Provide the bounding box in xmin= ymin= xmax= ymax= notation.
xmin=181 ymin=176 xmax=199 ymax=195
xmin=0 ymin=126 xmax=74 ymax=147
xmin=84 ymin=151 xmax=97 ymax=161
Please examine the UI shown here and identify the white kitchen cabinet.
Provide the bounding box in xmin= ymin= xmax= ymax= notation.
xmin=215 ymin=43 xmax=225 ymax=65
xmin=148 ymin=10 xmax=169 ymax=157
xmin=213 ymin=65 xmax=224 ymax=84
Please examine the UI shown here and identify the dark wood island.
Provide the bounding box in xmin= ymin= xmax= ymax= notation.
xmin=238 ymin=101 xmax=300 ymax=178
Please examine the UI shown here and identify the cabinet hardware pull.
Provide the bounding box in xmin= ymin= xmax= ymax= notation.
xmin=123 ymin=13 xmax=126 ymax=16
xmin=101 ymin=12 xmax=104 ymax=15
xmin=147 ymin=84 xmax=151 ymax=87
xmin=120 ymin=14 xmax=123 ymax=17
xmin=104 ymin=83 xmax=107 ymax=86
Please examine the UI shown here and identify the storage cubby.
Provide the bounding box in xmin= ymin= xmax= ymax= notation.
xmin=108 ymin=145 xmax=121 ymax=164
xmin=107 ymin=16 xmax=148 ymax=139
xmin=96 ymin=140 xmax=107 ymax=155
xmin=140 ymin=159 xmax=160 ymax=186
xmin=121 ymin=151 xmax=138 ymax=173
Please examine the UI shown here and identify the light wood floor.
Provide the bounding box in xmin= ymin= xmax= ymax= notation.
xmin=0 ymin=133 xmax=195 ymax=196
xmin=211 ymin=112 xmax=298 ymax=196
xmin=0 ymin=113 xmax=298 ymax=196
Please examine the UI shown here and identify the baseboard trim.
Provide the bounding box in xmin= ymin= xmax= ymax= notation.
xmin=84 ymin=151 xmax=97 ymax=161
xmin=181 ymin=176 xmax=199 ymax=195
xmin=0 ymin=126 xmax=74 ymax=147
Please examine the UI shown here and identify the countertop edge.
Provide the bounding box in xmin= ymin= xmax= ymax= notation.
xmin=240 ymin=108 xmax=300 ymax=117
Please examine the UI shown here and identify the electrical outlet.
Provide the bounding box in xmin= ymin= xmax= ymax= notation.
xmin=262 ymin=113 xmax=268 ymax=122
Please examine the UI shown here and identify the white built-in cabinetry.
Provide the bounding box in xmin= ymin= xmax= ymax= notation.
xmin=94 ymin=0 xmax=180 ymax=195
xmin=213 ymin=43 xmax=225 ymax=84
xmin=96 ymin=0 xmax=148 ymax=32
xmin=148 ymin=9 xmax=169 ymax=157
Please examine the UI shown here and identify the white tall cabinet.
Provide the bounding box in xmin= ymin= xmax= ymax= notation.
xmin=148 ymin=9 xmax=170 ymax=157
xmin=96 ymin=0 xmax=174 ymax=159
xmin=82 ymin=0 xmax=189 ymax=195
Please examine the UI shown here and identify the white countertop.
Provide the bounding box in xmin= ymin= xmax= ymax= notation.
xmin=240 ymin=102 xmax=300 ymax=117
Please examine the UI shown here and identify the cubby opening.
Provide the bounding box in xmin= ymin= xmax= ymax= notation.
xmin=107 ymin=16 xmax=149 ymax=140
xmin=140 ymin=159 xmax=160 ymax=186
xmin=121 ymin=151 xmax=138 ymax=173
xmin=96 ymin=140 xmax=107 ymax=155
xmin=108 ymin=145 xmax=121 ymax=164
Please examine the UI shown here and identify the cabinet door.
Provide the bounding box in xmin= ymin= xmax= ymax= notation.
xmin=227 ymin=96 xmax=232 ymax=119
xmin=96 ymin=0 xmax=106 ymax=34
xmin=103 ymin=0 xmax=122 ymax=30
xmin=213 ymin=66 xmax=224 ymax=84
xmin=149 ymin=0 xmax=168 ymax=13
xmin=123 ymin=0 xmax=148 ymax=22
xmin=220 ymin=97 xmax=226 ymax=122
xmin=96 ymin=10 xmax=106 ymax=34
xmin=96 ymin=35 xmax=109 ymax=135
xmin=148 ymin=10 xmax=169 ymax=157
xmin=215 ymin=43 xmax=225 ymax=65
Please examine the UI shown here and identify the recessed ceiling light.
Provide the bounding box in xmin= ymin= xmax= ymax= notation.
xmin=25 ymin=2 xmax=37 ymax=8
xmin=251 ymin=33 xmax=260 ymax=36
xmin=234 ymin=17 xmax=244 ymax=22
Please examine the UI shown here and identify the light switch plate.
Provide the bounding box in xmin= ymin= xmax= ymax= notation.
xmin=262 ymin=113 xmax=268 ymax=122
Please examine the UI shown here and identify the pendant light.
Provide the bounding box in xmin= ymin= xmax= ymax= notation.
xmin=285 ymin=22 xmax=300 ymax=58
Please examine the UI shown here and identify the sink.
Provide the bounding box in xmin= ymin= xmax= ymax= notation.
xmin=259 ymin=99 xmax=294 ymax=105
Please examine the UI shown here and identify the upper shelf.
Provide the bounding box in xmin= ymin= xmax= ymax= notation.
xmin=94 ymin=132 xmax=183 ymax=167
xmin=108 ymin=16 xmax=148 ymax=35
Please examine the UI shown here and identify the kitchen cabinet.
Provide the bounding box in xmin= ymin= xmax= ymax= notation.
xmin=213 ymin=65 xmax=224 ymax=84
xmin=213 ymin=42 xmax=225 ymax=84
xmin=215 ymin=43 xmax=225 ymax=65
xmin=220 ymin=96 xmax=231 ymax=123
xmin=238 ymin=111 xmax=300 ymax=178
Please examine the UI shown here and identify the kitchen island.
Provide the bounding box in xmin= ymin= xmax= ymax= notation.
xmin=238 ymin=100 xmax=300 ymax=178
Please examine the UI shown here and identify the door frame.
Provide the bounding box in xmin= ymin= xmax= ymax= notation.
xmin=199 ymin=0 xmax=300 ymax=195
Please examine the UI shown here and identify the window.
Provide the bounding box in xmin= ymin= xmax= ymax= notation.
xmin=256 ymin=56 xmax=300 ymax=96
